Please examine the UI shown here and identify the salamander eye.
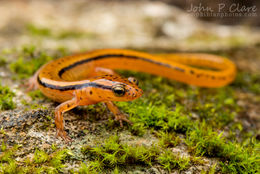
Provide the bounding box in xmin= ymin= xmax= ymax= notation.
xmin=112 ymin=84 xmax=126 ymax=97
xmin=128 ymin=77 xmax=139 ymax=85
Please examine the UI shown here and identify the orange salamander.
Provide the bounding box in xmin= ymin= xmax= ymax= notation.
xmin=28 ymin=49 xmax=236 ymax=142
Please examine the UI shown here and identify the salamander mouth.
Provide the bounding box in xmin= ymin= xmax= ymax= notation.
xmin=131 ymin=88 xmax=143 ymax=99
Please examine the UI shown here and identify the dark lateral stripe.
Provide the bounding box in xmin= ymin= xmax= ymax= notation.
xmin=37 ymin=76 xmax=112 ymax=91
xmin=58 ymin=54 xmax=185 ymax=77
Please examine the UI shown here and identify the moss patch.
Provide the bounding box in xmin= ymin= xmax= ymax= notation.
xmin=232 ymin=71 xmax=260 ymax=94
xmin=9 ymin=45 xmax=53 ymax=79
xmin=0 ymin=84 xmax=16 ymax=110
xmin=0 ymin=142 xmax=73 ymax=173
xmin=26 ymin=23 xmax=98 ymax=39
xmin=185 ymin=123 xmax=259 ymax=173
xmin=80 ymin=135 xmax=191 ymax=173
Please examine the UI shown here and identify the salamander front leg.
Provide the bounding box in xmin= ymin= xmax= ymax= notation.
xmin=55 ymin=97 xmax=79 ymax=142
xmin=104 ymin=101 xmax=132 ymax=127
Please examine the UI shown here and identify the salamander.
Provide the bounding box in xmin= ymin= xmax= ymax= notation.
xmin=28 ymin=49 xmax=236 ymax=142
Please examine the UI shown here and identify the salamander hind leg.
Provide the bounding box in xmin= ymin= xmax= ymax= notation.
xmin=25 ymin=71 xmax=40 ymax=91
xmin=25 ymin=65 xmax=44 ymax=91
xmin=55 ymin=97 xmax=79 ymax=143
xmin=104 ymin=101 xmax=132 ymax=127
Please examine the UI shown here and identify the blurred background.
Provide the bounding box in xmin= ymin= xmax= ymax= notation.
xmin=0 ymin=0 xmax=259 ymax=52
xmin=0 ymin=1 xmax=259 ymax=173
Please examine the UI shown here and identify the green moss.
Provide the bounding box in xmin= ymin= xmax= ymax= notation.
xmin=201 ymin=163 xmax=217 ymax=174
xmin=185 ymin=122 xmax=226 ymax=157
xmin=78 ymin=160 xmax=102 ymax=174
xmin=0 ymin=143 xmax=21 ymax=173
xmin=26 ymin=24 xmax=52 ymax=37
xmin=158 ymin=150 xmax=190 ymax=171
xmin=193 ymin=102 xmax=236 ymax=129
xmin=0 ymin=142 xmax=73 ymax=173
xmin=31 ymin=148 xmax=71 ymax=173
xmin=81 ymin=135 xmax=190 ymax=172
xmin=188 ymin=86 xmax=241 ymax=131
xmin=157 ymin=131 xmax=181 ymax=148
xmin=0 ymin=84 xmax=16 ymax=110
xmin=0 ymin=127 xmax=6 ymax=135
xmin=28 ymin=90 xmax=46 ymax=100
xmin=26 ymin=23 xmax=98 ymax=39
xmin=34 ymin=149 xmax=49 ymax=164
xmin=117 ymin=99 xmax=192 ymax=134
xmin=0 ymin=56 xmax=7 ymax=66
xmin=21 ymin=99 xmax=48 ymax=111
xmin=186 ymin=32 xmax=245 ymax=47
xmin=56 ymin=30 xmax=97 ymax=39
xmin=9 ymin=46 xmax=53 ymax=78
xmin=128 ymin=121 xmax=147 ymax=136
xmin=185 ymin=123 xmax=259 ymax=173
xmin=232 ymin=71 xmax=260 ymax=94
xmin=187 ymin=32 xmax=220 ymax=43
xmin=0 ymin=160 xmax=19 ymax=174
xmin=51 ymin=144 xmax=58 ymax=151
xmin=49 ymin=149 xmax=74 ymax=170
xmin=1 ymin=141 xmax=7 ymax=152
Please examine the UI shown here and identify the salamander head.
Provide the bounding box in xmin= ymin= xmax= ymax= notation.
xmin=90 ymin=75 xmax=143 ymax=102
